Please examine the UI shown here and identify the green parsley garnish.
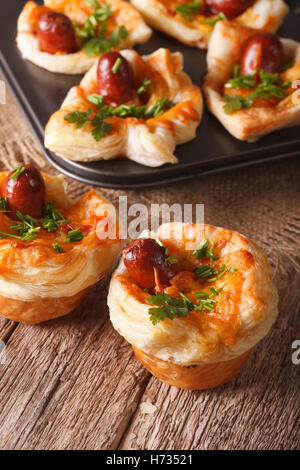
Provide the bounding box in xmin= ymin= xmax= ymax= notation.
xmin=10 ymin=165 xmax=25 ymax=180
xmin=66 ymin=230 xmax=84 ymax=243
xmin=82 ymin=24 xmax=128 ymax=57
xmin=0 ymin=197 xmax=8 ymax=212
xmin=53 ymin=243 xmax=64 ymax=253
xmin=9 ymin=211 xmax=41 ymax=242
xmin=64 ymin=96 xmax=174 ymax=141
xmin=137 ymin=78 xmax=152 ymax=96
xmin=112 ymin=57 xmax=122 ymax=74
xmin=222 ymin=69 xmax=289 ymax=114
xmin=147 ymin=286 xmax=223 ymax=325
xmin=202 ymin=12 xmax=227 ymax=26
xmin=279 ymin=61 xmax=294 ymax=72
xmin=194 ymin=265 xmax=216 ymax=278
xmin=166 ymin=255 xmax=178 ymax=264
xmin=192 ymin=238 xmax=218 ymax=267
xmin=42 ymin=200 xmax=71 ymax=232
xmin=175 ymin=2 xmax=202 ymax=21
xmin=73 ymin=2 xmax=128 ymax=57
xmin=146 ymin=292 xmax=191 ymax=325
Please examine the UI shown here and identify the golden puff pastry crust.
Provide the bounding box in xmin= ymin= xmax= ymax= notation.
xmin=108 ymin=223 xmax=278 ymax=371
xmin=16 ymin=0 xmax=152 ymax=74
xmin=45 ymin=48 xmax=203 ymax=166
xmin=130 ymin=0 xmax=289 ymax=49
xmin=203 ymin=21 xmax=300 ymax=141
xmin=0 ymin=172 xmax=122 ymax=324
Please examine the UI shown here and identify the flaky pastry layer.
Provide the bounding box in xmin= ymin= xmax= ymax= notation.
xmin=203 ymin=21 xmax=300 ymax=141
xmin=17 ymin=0 xmax=152 ymax=74
xmin=108 ymin=222 xmax=278 ymax=366
xmin=0 ymin=172 xmax=122 ymax=324
xmin=45 ymin=48 xmax=203 ymax=166
xmin=130 ymin=0 xmax=289 ymax=49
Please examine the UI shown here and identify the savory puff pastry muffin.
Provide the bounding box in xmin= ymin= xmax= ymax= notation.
xmin=0 ymin=167 xmax=122 ymax=324
xmin=17 ymin=0 xmax=151 ymax=74
xmin=203 ymin=21 xmax=300 ymax=141
xmin=45 ymin=48 xmax=203 ymax=167
xmin=130 ymin=0 xmax=289 ymax=49
xmin=108 ymin=223 xmax=278 ymax=389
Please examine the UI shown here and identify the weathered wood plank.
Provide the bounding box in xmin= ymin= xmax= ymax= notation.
xmin=119 ymin=252 xmax=300 ymax=450
xmin=0 ymin=80 xmax=299 ymax=450
xmin=0 ymin=279 xmax=150 ymax=450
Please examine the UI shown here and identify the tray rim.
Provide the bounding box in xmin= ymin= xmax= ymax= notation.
xmin=1 ymin=1 xmax=300 ymax=189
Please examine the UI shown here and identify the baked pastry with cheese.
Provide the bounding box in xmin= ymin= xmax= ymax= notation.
xmin=17 ymin=0 xmax=152 ymax=74
xmin=108 ymin=222 xmax=278 ymax=389
xmin=45 ymin=48 xmax=203 ymax=166
xmin=130 ymin=0 xmax=289 ymax=49
xmin=203 ymin=21 xmax=300 ymax=141
xmin=0 ymin=166 xmax=122 ymax=324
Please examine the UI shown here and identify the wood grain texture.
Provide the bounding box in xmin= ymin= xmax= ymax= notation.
xmin=0 ymin=81 xmax=299 ymax=450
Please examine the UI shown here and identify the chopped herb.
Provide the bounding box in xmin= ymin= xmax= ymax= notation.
xmin=225 ymin=70 xmax=257 ymax=90
xmin=194 ymin=265 xmax=216 ymax=278
xmin=228 ymin=267 xmax=237 ymax=274
xmin=53 ymin=243 xmax=64 ymax=253
xmin=64 ymin=96 xmax=175 ymax=141
xmin=175 ymin=1 xmax=202 ymax=21
xmin=112 ymin=57 xmax=122 ymax=74
xmin=146 ymin=292 xmax=190 ymax=325
xmin=82 ymin=24 xmax=128 ymax=57
xmin=0 ymin=197 xmax=8 ymax=212
xmin=42 ymin=200 xmax=71 ymax=232
xmin=66 ymin=229 xmax=84 ymax=243
xmin=166 ymin=255 xmax=178 ymax=264
xmin=279 ymin=61 xmax=294 ymax=72
xmin=192 ymin=238 xmax=218 ymax=267
xmin=144 ymin=97 xmax=174 ymax=118
xmin=192 ymin=238 xmax=209 ymax=259
xmin=137 ymin=78 xmax=152 ymax=96
xmin=10 ymin=211 xmax=41 ymax=241
xmin=64 ymin=109 xmax=93 ymax=129
xmin=202 ymin=12 xmax=227 ymax=26
xmin=87 ymin=93 xmax=105 ymax=107
xmin=223 ymin=69 xmax=289 ymax=114
xmin=143 ymin=288 xmax=149 ymax=293
xmin=208 ymin=286 xmax=222 ymax=297
xmin=10 ymin=165 xmax=25 ymax=180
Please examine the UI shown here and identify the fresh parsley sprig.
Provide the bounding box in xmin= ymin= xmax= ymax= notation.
xmin=202 ymin=12 xmax=227 ymax=26
xmin=0 ymin=197 xmax=8 ymax=213
xmin=73 ymin=2 xmax=128 ymax=57
xmin=137 ymin=78 xmax=152 ymax=96
xmin=222 ymin=69 xmax=291 ymax=114
xmin=146 ymin=292 xmax=191 ymax=325
xmin=175 ymin=1 xmax=202 ymax=21
xmin=42 ymin=200 xmax=71 ymax=232
xmin=64 ymin=95 xmax=175 ymax=141
xmin=10 ymin=165 xmax=25 ymax=180
xmin=147 ymin=286 xmax=223 ymax=325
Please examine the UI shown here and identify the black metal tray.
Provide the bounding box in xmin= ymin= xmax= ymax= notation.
xmin=1 ymin=0 xmax=299 ymax=188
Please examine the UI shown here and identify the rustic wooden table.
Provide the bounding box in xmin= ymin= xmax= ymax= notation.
xmin=0 ymin=88 xmax=299 ymax=450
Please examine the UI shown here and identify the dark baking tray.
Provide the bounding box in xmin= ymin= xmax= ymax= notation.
xmin=1 ymin=0 xmax=299 ymax=188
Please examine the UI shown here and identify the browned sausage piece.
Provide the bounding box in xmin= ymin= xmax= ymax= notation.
xmin=1 ymin=165 xmax=46 ymax=220
xmin=97 ymin=52 xmax=134 ymax=105
xmin=205 ymin=0 xmax=255 ymax=19
xmin=123 ymin=238 xmax=176 ymax=289
xmin=37 ymin=11 xmax=78 ymax=54
xmin=240 ymin=32 xmax=284 ymax=76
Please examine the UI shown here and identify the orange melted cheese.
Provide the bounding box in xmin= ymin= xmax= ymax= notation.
xmin=29 ymin=1 xmax=118 ymax=36
xmin=0 ymin=172 xmax=117 ymax=270
xmin=119 ymin=240 xmax=257 ymax=348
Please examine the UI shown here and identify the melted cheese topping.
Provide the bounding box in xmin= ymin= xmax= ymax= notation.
xmin=0 ymin=173 xmax=122 ymax=301
xmin=108 ymin=223 xmax=278 ymax=365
